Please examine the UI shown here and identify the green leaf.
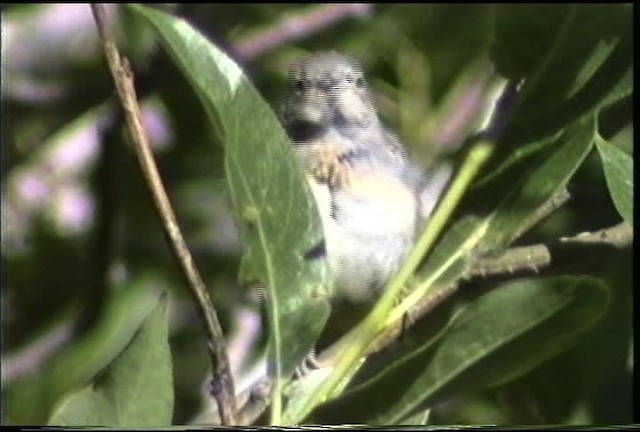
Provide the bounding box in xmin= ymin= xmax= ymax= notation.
xmin=48 ymin=390 xmax=116 ymax=427
xmin=312 ymin=276 xmax=610 ymax=424
xmin=598 ymin=68 xmax=633 ymax=111
xmin=418 ymin=115 xmax=595 ymax=290
xmin=127 ymin=5 xmax=331 ymax=419
xmin=48 ymin=295 xmax=173 ymax=426
xmin=6 ymin=280 xmax=162 ymax=425
xmin=596 ymin=137 xmax=633 ymax=224
xmin=609 ymin=124 xmax=633 ymax=155
xmin=476 ymin=116 xmax=596 ymax=252
xmin=491 ymin=4 xmax=632 ymax=145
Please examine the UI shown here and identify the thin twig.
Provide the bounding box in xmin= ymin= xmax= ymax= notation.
xmin=90 ymin=4 xmax=237 ymax=425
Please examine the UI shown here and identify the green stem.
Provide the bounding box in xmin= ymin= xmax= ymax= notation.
xmin=289 ymin=140 xmax=494 ymax=423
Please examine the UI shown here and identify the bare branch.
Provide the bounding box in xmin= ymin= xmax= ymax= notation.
xmin=559 ymin=221 xmax=633 ymax=249
xmin=90 ymin=4 xmax=237 ymax=425
xmin=468 ymin=221 xmax=632 ymax=279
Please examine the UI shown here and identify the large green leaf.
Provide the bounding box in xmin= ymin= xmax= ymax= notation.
xmin=596 ymin=136 xmax=633 ymax=225
xmin=128 ymin=4 xmax=331 ymax=416
xmin=48 ymin=295 xmax=173 ymax=426
xmin=5 ymin=280 xmax=162 ymax=425
xmin=311 ymin=276 xmax=609 ymax=424
xmin=491 ymin=4 xmax=631 ymax=145
xmin=475 ymin=116 xmax=596 ymax=253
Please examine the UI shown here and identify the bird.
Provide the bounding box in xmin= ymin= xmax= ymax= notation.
xmin=282 ymin=51 xmax=451 ymax=305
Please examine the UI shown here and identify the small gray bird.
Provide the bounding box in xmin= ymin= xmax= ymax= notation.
xmin=283 ymin=52 xmax=450 ymax=304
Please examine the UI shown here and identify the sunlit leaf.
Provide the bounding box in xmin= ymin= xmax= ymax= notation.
xmin=6 ymin=280 xmax=162 ymax=425
xmin=476 ymin=116 xmax=596 ymax=252
xmin=48 ymin=295 xmax=173 ymax=426
xmin=312 ymin=276 xmax=609 ymax=424
xmin=128 ymin=5 xmax=332 ymax=416
xmin=596 ymin=137 xmax=633 ymax=224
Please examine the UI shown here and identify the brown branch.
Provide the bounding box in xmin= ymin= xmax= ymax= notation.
xmin=90 ymin=4 xmax=237 ymax=425
xmin=468 ymin=221 xmax=633 ymax=278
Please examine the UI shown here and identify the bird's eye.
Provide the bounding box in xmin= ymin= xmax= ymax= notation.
xmin=295 ymin=79 xmax=307 ymax=92
xmin=355 ymin=77 xmax=365 ymax=88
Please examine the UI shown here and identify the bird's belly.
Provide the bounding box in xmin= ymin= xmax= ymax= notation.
xmin=306 ymin=176 xmax=417 ymax=303
xmin=328 ymin=229 xmax=413 ymax=303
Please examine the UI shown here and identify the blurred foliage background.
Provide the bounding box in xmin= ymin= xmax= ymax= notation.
xmin=2 ymin=3 xmax=632 ymax=426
